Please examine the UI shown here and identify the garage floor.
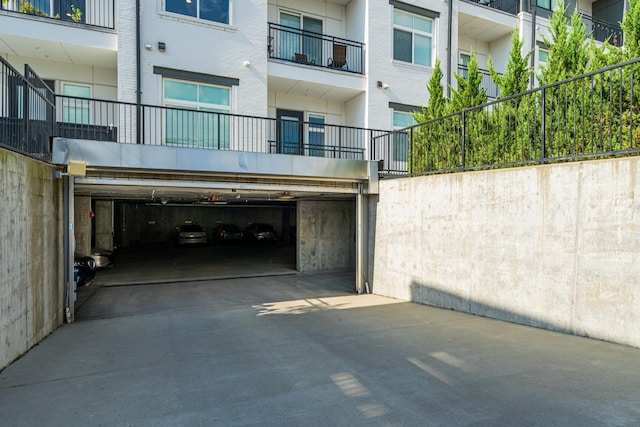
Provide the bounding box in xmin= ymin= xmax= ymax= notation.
xmin=91 ymin=241 xmax=297 ymax=286
xmin=2 ymin=271 xmax=640 ymax=425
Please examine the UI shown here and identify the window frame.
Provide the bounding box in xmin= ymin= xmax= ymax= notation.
xmin=392 ymin=110 xmax=417 ymax=163
xmin=164 ymin=0 xmax=232 ymax=25
xmin=392 ymin=8 xmax=437 ymax=68
xmin=162 ymin=78 xmax=232 ymax=148
xmin=61 ymin=82 xmax=91 ymax=125
xmin=306 ymin=113 xmax=326 ymax=157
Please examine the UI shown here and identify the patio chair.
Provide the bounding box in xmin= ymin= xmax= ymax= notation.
xmin=328 ymin=44 xmax=347 ymax=70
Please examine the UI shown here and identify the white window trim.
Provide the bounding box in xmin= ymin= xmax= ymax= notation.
xmin=393 ymin=9 xmax=436 ymax=68
xmin=162 ymin=78 xmax=232 ymax=147
xmin=392 ymin=110 xmax=415 ymax=164
xmin=278 ymin=8 xmax=325 ymax=29
xmin=305 ymin=113 xmax=326 ymax=156
xmin=61 ymin=82 xmax=92 ymax=124
xmin=160 ymin=0 xmax=236 ymax=30
xmin=162 ymin=78 xmax=231 ymax=112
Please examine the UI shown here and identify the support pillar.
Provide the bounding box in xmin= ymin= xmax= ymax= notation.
xmin=63 ymin=176 xmax=75 ymax=322
xmin=356 ymin=185 xmax=365 ymax=294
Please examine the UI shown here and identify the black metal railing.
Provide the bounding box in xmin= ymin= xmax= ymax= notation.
xmin=53 ymin=95 xmax=388 ymax=160
xmin=458 ymin=65 xmax=501 ymax=99
xmin=0 ymin=57 xmax=56 ymax=160
xmin=464 ymin=0 xmax=521 ymax=15
xmin=268 ymin=23 xmax=364 ymax=75
xmin=0 ymin=0 xmax=115 ymax=29
xmin=580 ymin=14 xmax=623 ymax=46
xmin=376 ymin=57 xmax=640 ymax=176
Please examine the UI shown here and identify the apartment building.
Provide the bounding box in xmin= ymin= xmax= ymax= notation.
xmin=1 ymin=0 xmax=627 ymax=135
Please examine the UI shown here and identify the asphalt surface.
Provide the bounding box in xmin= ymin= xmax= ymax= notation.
xmin=1 ymin=249 xmax=639 ymax=426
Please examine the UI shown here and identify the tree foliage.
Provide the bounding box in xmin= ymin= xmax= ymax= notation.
xmin=539 ymin=0 xmax=590 ymax=85
xmin=450 ymin=51 xmax=487 ymax=112
xmin=407 ymin=1 xmax=640 ymax=175
xmin=489 ymin=28 xmax=531 ymax=98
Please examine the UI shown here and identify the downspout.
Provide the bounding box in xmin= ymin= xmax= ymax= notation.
xmin=447 ymin=0 xmax=453 ymax=98
xmin=136 ymin=0 xmax=142 ymax=144
xmin=530 ymin=10 xmax=536 ymax=90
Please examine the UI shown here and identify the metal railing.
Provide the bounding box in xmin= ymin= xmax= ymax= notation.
xmin=0 ymin=58 xmax=56 ymax=160
xmin=458 ymin=65 xmax=501 ymax=99
xmin=580 ymin=14 xmax=623 ymax=46
xmin=2 ymin=60 xmax=385 ymax=163
xmin=268 ymin=23 xmax=365 ymax=75
xmin=53 ymin=95 xmax=388 ymax=160
xmin=0 ymin=0 xmax=115 ymax=29
xmin=378 ymin=57 xmax=640 ymax=176
xmin=464 ymin=0 xmax=521 ymax=15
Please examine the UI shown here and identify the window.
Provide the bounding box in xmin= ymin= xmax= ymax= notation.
xmin=393 ymin=9 xmax=434 ymax=67
xmin=536 ymin=0 xmax=558 ymax=10
xmin=459 ymin=53 xmax=471 ymax=78
xmin=163 ymin=79 xmax=230 ymax=148
xmin=166 ymin=0 xmax=229 ymax=24
xmin=279 ymin=12 xmax=323 ymax=64
xmin=62 ymin=83 xmax=91 ymax=124
xmin=538 ymin=48 xmax=549 ymax=64
xmin=393 ymin=111 xmax=416 ymax=162
xmin=308 ymin=114 xmax=325 ymax=157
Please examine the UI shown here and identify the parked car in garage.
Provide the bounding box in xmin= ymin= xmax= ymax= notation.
xmin=74 ymin=254 xmax=96 ymax=287
xmin=244 ymin=223 xmax=278 ymax=242
xmin=177 ymin=223 xmax=207 ymax=246
xmin=90 ymin=248 xmax=114 ymax=268
xmin=214 ymin=223 xmax=244 ymax=242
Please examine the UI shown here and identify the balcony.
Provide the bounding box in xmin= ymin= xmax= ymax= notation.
xmin=268 ymin=23 xmax=364 ymax=75
xmin=462 ymin=0 xmax=521 ymax=15
xmin=0 ymin=0 xmax=115 ymax=29
xmin=581 ymin=14 xmax=623 ymax=45
xmin=458 ymin=65 xmax=501 ymax=100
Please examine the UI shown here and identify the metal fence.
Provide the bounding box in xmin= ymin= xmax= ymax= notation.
xmin=53 ymin=95 xmax=388 ymax=160
xmin=580 ymin=14 xmax=623 ymax=46
xmin=379 ymin=57 xmax=640 ymax=176
xmin=0 ymin=58 xmax=56 ymax=160
xmin=0 ymin=0 xmax=115 ymax=29
xmin=268 ymin=23 xmax=365 ymax=75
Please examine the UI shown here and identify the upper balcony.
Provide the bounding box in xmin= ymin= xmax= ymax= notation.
xmin=267 ymin=22 xmax=366 ymax=102
xmin=462 ymin=0 xmax=521 ymax=16
xmin=0 ymin=0 xmax=114 ymax=29
xmin=0 ymin=0 xmax=116 ymax=69
xmin=268 ymin=23 xmax=364 ymax=75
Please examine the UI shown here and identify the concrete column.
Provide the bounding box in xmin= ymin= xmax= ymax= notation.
xmin=297 ymin=200 xmax=355 ymax=272
xmin=356 ymin=187 xmax=364 ymax=294
xmin=94 ymin=200 xmax=113 ymax=250
xmin=63 ymin=177 xmax=75 ymax=323
xmin=73 ymin=195 xmax=92 ymax=255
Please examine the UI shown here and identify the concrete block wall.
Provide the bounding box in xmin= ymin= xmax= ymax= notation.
xmin=298 ymin=200 xmax=355 ymax=272
xmin=0 ymin=149 xmax=64 ymax=370
xmin=371 ymin=158 xmax=640 ymax=348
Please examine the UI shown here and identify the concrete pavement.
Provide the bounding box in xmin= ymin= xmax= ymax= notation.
xmin=1 ymin=271 xmax=639 ymax=426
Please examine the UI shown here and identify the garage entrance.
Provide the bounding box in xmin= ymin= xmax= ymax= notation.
xmin=76 ymin=185 xmax=359 ymax=289
xmin=55 ymin=138 xmax=375 ymax=320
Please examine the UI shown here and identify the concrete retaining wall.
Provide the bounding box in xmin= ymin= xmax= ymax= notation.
xmin=298 ymin=200 xmax=355 ymax=272
xmin=371 ymin=158 xmax=640 ymax=348
xmin=0 ymin=149 xmax=64 ymax=370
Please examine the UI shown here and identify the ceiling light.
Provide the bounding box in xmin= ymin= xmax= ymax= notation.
xmin=279 ymin=191 xmax=295 ymax=200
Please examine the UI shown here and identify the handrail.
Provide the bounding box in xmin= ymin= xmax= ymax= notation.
xmin=51 ymin=95 xmax=388 ymax=160
xmin=268 ymin=23 xmax=365 ymax=75
xmin=379 ymin=57 xmax=640 ymax=176
xmin=0 ymin=0 xmax=115 ymax=29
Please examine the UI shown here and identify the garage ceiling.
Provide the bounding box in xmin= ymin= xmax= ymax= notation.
xmin=74 ymin=171 xmax=360 ymax=205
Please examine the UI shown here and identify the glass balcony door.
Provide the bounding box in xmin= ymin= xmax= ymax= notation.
xmin=279 ymin=12 xmax=323 ymax=65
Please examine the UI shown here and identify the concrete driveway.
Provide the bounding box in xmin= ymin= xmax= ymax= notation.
xmin=1 ymin=271 xmax=639 ymax=426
